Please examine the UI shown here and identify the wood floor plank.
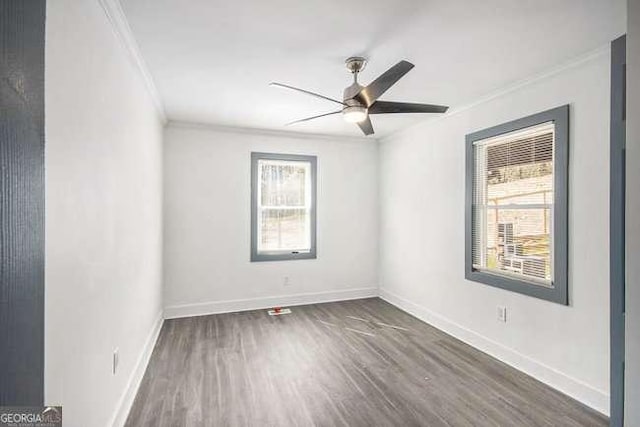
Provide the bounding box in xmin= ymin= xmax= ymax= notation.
xmin=125 ymin=298 xmax=607 ymax=427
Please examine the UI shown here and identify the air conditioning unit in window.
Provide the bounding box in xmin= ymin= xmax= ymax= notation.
xmin=504 ymin=243 xmax=523 ymax=256
xmin=502 ymin=258 xmax=523 ymax=274
xmin=497 ymin=223 xmax=514 ymax=245
xmin=522 ymin=257 xmax=546 ymax=279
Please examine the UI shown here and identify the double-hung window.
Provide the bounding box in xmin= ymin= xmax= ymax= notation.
xmin=465 ymin=106 xmax=569 ymax=304
xmin=251 ymin=152 xmax=317 ymax=262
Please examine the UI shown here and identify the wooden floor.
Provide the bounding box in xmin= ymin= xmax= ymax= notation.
xmin=126 ymin=298 xmax=607 ymax=426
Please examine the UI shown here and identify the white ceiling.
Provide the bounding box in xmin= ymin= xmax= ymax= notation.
xmin=121 ymin=0 xmax=625 ymax=138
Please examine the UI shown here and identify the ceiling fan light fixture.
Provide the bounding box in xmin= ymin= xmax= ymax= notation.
xmin=342 ymin=105 xmax=368 ymax=123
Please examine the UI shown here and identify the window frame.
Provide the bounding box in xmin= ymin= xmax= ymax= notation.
xmin=251 ymin=152 xmax=317 ymax=262
xmin=465 ymin=105 xmax=569 ymax=305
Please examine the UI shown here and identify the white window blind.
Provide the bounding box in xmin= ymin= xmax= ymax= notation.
xmin=256 ymin=159 xmax=312 ymax=254
xmin=471 ymin=122 xmax=555 ymax=286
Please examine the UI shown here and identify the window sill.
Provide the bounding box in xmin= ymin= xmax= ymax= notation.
xmin=251 ymin=251 xmax=317 ymax=262
xmin=465 ymin=268 xmax=567 ymax=305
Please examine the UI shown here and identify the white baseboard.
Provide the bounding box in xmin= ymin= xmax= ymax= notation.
xmin=164 ymin=287 xmax=378 ymax=319
xmin=379 ymin=288 xmax=609 ymax=416
xmin=109 ymin=311 xmax=164 ymax=427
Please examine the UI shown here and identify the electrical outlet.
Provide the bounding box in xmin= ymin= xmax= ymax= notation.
xmin=497 ymin=306 xmax=507 ymax=323
xmin=283 ymin=276 xmax=291 ymax=287
xmin=113 ymin=348 xmax=119 ymax=375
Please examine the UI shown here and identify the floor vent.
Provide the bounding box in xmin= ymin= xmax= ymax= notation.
xmin=268 ymin=307 xmax=292 ymax=316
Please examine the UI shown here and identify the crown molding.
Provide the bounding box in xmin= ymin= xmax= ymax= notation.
xmin=97 ymin=0 xmax=167 ymax=123
xmin=379 ymin=43 xmax=611 ymax=144
xmin=166 ymin=120 xmax=377 ymax=144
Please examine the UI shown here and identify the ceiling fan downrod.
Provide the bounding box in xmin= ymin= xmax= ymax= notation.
xmin=345 ymin=56 xmax=367 ymax=84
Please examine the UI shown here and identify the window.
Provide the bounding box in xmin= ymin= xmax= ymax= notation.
xmin=465 ymin=106 xmax=569 ymax=304
xmin=251 ymin=152 xmax=317 ymax=262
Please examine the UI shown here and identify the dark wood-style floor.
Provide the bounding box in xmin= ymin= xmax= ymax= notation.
xmin=125 ymin=298 xmax=607 ymax=426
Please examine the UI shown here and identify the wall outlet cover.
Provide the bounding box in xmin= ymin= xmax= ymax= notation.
xmin=113 ymin=348 xmax=119 ymax=375
xmin=497 ymin=306 xmax=507 ymax=323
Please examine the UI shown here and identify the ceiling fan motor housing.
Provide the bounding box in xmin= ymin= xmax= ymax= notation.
xmin=343 ymin=83 xmax=364 ymax=103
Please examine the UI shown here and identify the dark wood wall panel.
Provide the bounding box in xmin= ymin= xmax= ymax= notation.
xmin=610 ymin=34 xmax=626 ymax=427
xmin=0 ymin=0 xmax=46 ymax=405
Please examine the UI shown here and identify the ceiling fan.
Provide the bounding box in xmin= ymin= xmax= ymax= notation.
xmin=270 ymin=57 xmax=449 ymax=136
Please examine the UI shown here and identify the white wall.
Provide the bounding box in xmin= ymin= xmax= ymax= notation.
xmin=163 ymin=125 xmax=378 ymax=317
xmin=626 ymin=0 xmax=640 ymax=423
xmin=379 ymin=49 xmax=612 ymax=414
xmin=45 ymin=1 xmax=164 ymax=426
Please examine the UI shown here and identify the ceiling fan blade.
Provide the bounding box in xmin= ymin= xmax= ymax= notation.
xmin=357 ymin=116 xmax=374 ymax=136
xmin=369 ymin=101 xmax=449 ymax=114
xmin=270 ymin=82 xmax=346 ymax=106
xmin=286 ymin=110 xmax=342 ymax=126
xmin=354 ymin=60 xmax=414 ymax=107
